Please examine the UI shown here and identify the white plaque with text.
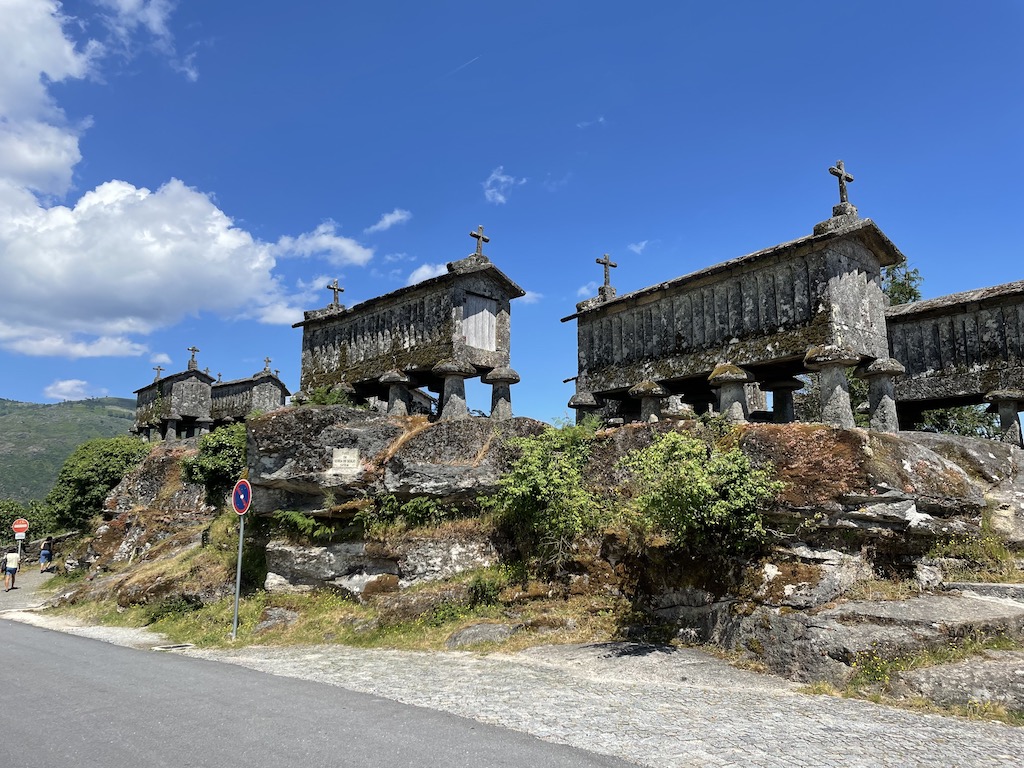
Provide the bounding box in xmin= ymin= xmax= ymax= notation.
xmin=330 ymin=447 xmax=361 ymax=475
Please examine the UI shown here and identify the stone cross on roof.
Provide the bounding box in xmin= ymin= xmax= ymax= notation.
xmin=264 ymin=356 xmax=272 ymax=371
xmin=217 ymin=373 xmax=223 ymax=382
xmin=596 ymin=253 xmax=618 ymax=288
xmin=829 ymin=160 xmax=854 ymax=204
xmin=186 ymin=345 xmax=200 ymax=370
xmin=152 ymin=365 xmax=164 ymax=381
xmin=470 ymin=225 xmax=489 ymax=256
xmin=326 ymin=279 xmax=344 ymax=306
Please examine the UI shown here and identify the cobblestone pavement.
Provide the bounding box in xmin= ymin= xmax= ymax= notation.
xmin=5 ymin=573 xmax=1022 ymax=767
xmin=181 ymin=641 xmax=1023 ymax=768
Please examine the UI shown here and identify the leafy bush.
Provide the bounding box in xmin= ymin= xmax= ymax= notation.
xmin=305 ymin=386 xmax=361 ymax=407
xmin=489 ymin=422 xmax=599 ymax=567
xmin=617 ymin=430 xmax=783 ymax=557
xmin=181 ymin=423 xmax=247 ymax=499
xmin=467 ymin=572 xmax=504 ymax=607
xmin=0 ymin=498 xmax=58 ymax=539
xmin=272 ymin=509 xmax=344 ymax=542
xmin=44 ymin=435 xmax=151 ymax=530
xmin=355 ymin=494 xmax=457 ymax=537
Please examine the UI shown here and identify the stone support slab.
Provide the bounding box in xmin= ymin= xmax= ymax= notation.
xmin=986 ymin=389 xmax=1024 ymax=447
xmin=628 ymin=380 xmax=669 ymax=423
xmin=434 ymin=359 xmax=475 ymax=421
xmin=761 ymin=378 xmax=803 ymax=424
xmin=855 ymin=358 xmax=905 ymax=434
xmin=708 ymin=364 xmax=754 ymax=424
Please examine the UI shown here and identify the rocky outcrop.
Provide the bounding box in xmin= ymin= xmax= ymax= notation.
xmin=247 ymin=407 xmax=547 ymax=514
xmin=264 ymin=531 xmax=497 ymax=598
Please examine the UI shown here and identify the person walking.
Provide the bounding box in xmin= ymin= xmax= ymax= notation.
xmin=39 ymin=537 xmax=54 ymax=573
xmin=4 ymin=549 xmax=20 ymax=591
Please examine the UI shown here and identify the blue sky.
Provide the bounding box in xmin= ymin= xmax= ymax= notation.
xmin=0 ymin=1 xmax=1021 ymax=422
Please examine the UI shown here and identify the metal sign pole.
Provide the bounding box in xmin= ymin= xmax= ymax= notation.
xmin=231 ymin=512 xmax=245 ymax=640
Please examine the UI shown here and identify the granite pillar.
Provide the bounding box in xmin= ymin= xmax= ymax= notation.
xmin=628 ymin=380 xmax=670 ymax=423
xmin=761 ymin=378 xmax=803 ymax=424
xmin=985 ymin=389 xmax=1024 ymax=447
xmin=708 ymin=363 xmax=755 ymax=423
xmin=433 ymin=359 xmax=475 ymax=421
xmin=380 ymin=370 xmax=412 ymax=417
xmin=804 ymin=345 xmax=861 ymax=429
xmin=482 ymin=366 xmax=520 ymax=420
xmin=854 ymin=357 xmax=905 ymax=434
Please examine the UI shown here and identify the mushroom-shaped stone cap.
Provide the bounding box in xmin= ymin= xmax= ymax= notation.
xmin=759 ymin=376 xmax=804 ymax=393
xmin=432 ymin=358 xmax=475 ymax=378
xmin=380 ymin=369 xmax=411 ymax=385
xmin=803 ymin=344 xmax=862 ymax=369
xmin=482 ymin=366 xmax=520 ymax=385
xmin=568 ymin=391 xmax=599 ymax=409
xmin=628 ymin=379 xmax=669 ymax=398
xmin=707 ymin=363 xmax=754 ymax=386
xmin=854 ymin=357 xmax=906 ymax=378
xmin=985 ymin=388 xmax=1024 ymax=403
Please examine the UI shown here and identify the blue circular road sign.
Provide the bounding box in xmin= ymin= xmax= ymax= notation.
xmin=231 ymin=479 xmax=252 ymax=515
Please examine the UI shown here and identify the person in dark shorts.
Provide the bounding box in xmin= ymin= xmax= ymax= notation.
xmin=4 ymin=549 xmax=19 ymax=591
xmin=40 ymin=536 xmax=54 ymax=573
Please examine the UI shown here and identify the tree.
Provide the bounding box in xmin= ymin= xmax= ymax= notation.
xmin=181 ymin=423 xmax=248 ymax=500
xmin=881 ymin=261 xmax=923 ymax=305
xmin=44 ymin=436 xmax=151 ymax=530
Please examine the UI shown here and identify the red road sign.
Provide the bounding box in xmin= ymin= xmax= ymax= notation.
xmin=231 ymin=479 xmax=252 ymax=515
xmin=11 ymin=518 xmax=29 ymax=534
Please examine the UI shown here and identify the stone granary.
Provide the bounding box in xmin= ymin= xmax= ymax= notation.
xmin=132 ymin=348 xmax=289 ymax=441
xmin=886 ymin=280 xmax=1024 ymax=443
xmin=293 ymin=227 xmax=526 ymax=421
xmin=562 ymin=162 xmax=906 ymax=432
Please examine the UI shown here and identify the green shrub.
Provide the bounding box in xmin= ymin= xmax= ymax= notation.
xmin=272 ymin=509 xmax=344 ymax=542
xmin=488 ymin=421 xmax=599 ymax=567
xmin=305 ymin=386 xmax=361 ymax=407
xmin=44 ymin=435 xmax=151 ymax=530
xmin=467 ymin=572 xmax=504 ymax=606
xmin=0 ymin=498 xmax=58 ymax=539
xmin=617 ymin=430 xmax=783 ymax=557
xmin=181 ymin=423 xmax=247 ymax=499
xmin=355 ymin=494 xmax=457 ymax=537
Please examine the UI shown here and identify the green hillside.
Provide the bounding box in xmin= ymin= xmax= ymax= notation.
xmin=0 ymin=397 xmax=136 ymax=503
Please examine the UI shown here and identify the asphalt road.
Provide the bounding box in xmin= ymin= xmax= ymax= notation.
xmin=0 ymin=620 xmax=634 ymax=768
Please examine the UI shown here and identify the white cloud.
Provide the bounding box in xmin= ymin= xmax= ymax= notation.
xmin=577 ymin=281 xmax=598 ymax=298
xmin=364 ymin=208 xmax=412 ymax=234
xmin=0 ymin=1 xmax=101 ymax=195
xmin=520 ymin=291 xmax=543 ymax=304
xmin=628 ymin=240 xmax=648 ymax=254
xmin=43 ymin=378 xmax=97 ymax=401
xmin=0 ymin=1 xmax=375 ymax=361
xmin=407 ymin=263 xmax=447 ymax=285
xmin=482 ymin=166 xmax=526 ymax=205
xmin=0 ymin=175 xmax=367 ymax=356
xmin=543 ymin=172 xmax=572 ymax=192
xmin=94 ymin=0 xmax=197 ymax=80
xmin=272 ymin=220 xmax=373 ymax=266
xmin=150 ymin=352 xmax=172 ymax=364
xmin=576 ymin=116 xmax=605 ymax=129
xmin=384 ymin=252 xmax=413 ymax=263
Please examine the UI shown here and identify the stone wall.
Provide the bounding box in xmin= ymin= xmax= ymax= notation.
xmin=211 ymin=374 xmax=289 ymax=422
xmin=294 ymin=255 xmax=522 ymax=398
xmin=564 ymin=218 xmax=900 ymax=422
xmin=888 ymin=281 xmax=1024 ymax=403
xmin=887 ymin=280 xmax=1024 ymax=442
